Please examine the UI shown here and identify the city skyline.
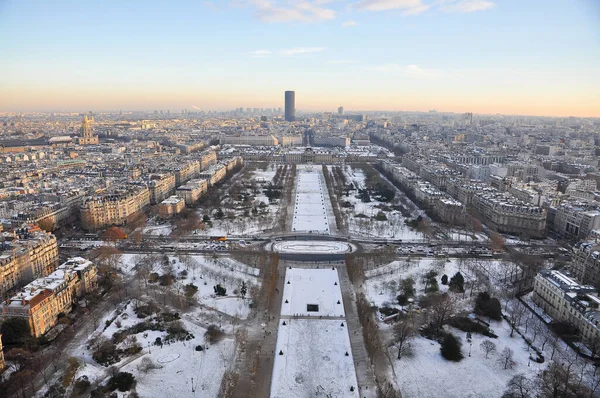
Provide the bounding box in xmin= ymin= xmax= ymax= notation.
xmin=0 ymin=0 xmax=599 ymax=117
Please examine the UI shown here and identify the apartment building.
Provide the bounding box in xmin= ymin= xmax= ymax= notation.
xmin=223 ymin=156 xmax=243 ymax=173
xmin=279 ymin=136 xmax=303 ymax=147
xmin=176 ymin=179 xmax=208 ymax=206
xmin=199 ymin=150 xmax=217 ymax=170
xmin=0 ymin=228 xmax=59 ymax=298
xmin=158 ymin=196 xmax=186 ymax=217
xmin=312 ymin=136 xmax=350 ymax=147
xmin=160 ymin=160 xmax=201 ymax=186
xmin=550 ymin=202 xmax=600 ymax=241
xmin=80 ymin=186 xmax=150 ymax=230
xmin=220 ymin=135 xmax=279 ymax=146
xmin=198 ymin=165 xmax=227 ymax=186
xmin=533 ymin=270 xmax=600 ymax=341
xmin=1 ymin=257 xmax=97 ymax=337
xmin=471 ymin=190 xmax=546 ymax=238
xmin=147 ymin=173 xmax=176 ymax=204
xmin=11 ymin=189 xmax=86 ymax=230
xmin=571 ymin=241 xmax=600 ymax=287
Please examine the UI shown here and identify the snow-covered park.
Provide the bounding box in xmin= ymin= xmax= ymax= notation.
xmin=271 ymin=319 xmax=359 ymax=398
xmin=281 ymin=268 xmax=345 ymax=317
xmin=272 ymin=240 xmax=354 ymax=254
xmin=119 ymin=253 xmax=259 ymax=319
xmin=69 ymin=301 xmax=236 ymax=398
xmin=338 ymin=165 xmax=426 ymax=241
xmin=291 ymin=166 xmax=331 ymax=234
xmin=394 ymin=321 xmax=545 ymax=398
xmin=271 ymin=268 xmax=358 ymax=397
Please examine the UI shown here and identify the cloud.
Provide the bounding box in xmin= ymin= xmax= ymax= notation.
xmin=250 ymin=49 xmax=272 ymax=58
xmin=439 ymin=0 xmax=495 ymax=12
xmin=354 ymin=0 xmax=431 ymax=14
xmin=353 ymin=0 xmax=495 ymax=14
xmin=281 ymin=47 xmax=327 ymax=56
xmin=203 ymin=1 xmax=219 ymax=11
xmin=342 ymin=20 xmax=358 ymax=27
xmin=367 ymin=63 xmax=441 ymax=78
xmin=246 ymin=0 xmax=336 ymax=22
xmin=326 ymin=59 xmax=360 ymax=64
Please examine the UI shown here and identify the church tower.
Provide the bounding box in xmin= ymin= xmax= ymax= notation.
xmin=78 ymin=115 xmax=99 ymax=145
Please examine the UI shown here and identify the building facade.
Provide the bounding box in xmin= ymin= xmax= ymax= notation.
xmin=0 ymin=228 xmax=59 ymax=298
xmin=158 ymin=196 xmax=186 ymax=217
xmin=176 ymin=179 xmax=208 ymax=206
xmin=148 ymin=174 xmax=176 ymax=204
xmin=1 ymin=257 xmax=97 ymax=337
xmin=80 ymin=186 xmax=150 ymax=230
xmin=571 ymin=241 xmax=600 ymax=287
xmin=533 ymin=270 xmax=600 ymax=341
xmin=285 ymin=91 xmax=295 ymax=122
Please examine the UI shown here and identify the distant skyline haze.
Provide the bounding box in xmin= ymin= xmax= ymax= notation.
xmin=0 ymin=0 xmax=598 ymax=117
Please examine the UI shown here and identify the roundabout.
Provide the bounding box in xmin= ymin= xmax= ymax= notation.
xmin=272 ymin=240 xmax=355 ymax=254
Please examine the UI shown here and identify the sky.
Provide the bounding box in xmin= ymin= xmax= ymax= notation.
xmin=0 ymin=0 xmax=599 ymax=117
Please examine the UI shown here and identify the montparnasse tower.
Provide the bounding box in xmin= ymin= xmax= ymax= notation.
xmin=78 ymin=115 xmax=98 ymax=145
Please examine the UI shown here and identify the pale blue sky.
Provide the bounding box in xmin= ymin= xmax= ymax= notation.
xmin=0 ymin=0 xmax=598 ymax=116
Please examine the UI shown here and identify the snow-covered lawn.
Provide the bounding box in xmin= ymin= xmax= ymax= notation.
xmin=365 ymin=257 xmax=523 ymax=310
xmin=119 ymin=253 xmax=259 ymax=319
xmin=364 ymin=258 xmax=471 ymax=308
xmin=143 ymin=224 xmax=172 ymax=236
xmin=281 ymin=268 xmax=345 ymax=317
xmin=393 ymin=321 xmax=545 ymax=398
xmin=271 ymin=319 xmax=359 ymax=398
xmin=272 ymin=240 xmax=354 ymax=254
xmin=191 ymin=164 xmax=283 ymax=236
xmin=72 ymin=302 xmax=236 ymax=398
xmin=291 ymin=166 xmax=331 ymax=234
xmin=120 ymin=330 xmax=235 ymax=398
xmin=340 ymin=166 xmax=425 ymax=241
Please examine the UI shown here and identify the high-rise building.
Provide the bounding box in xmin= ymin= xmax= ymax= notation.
xmin=285 ymin=91 xmax=295 ymax=122
xmin=338 ymin=106 xmax=344 ymax=115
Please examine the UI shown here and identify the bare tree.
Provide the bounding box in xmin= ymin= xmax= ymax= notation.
xmin=548 ymin=332 xmax=561 ymax=361
xmin=536 ymin=361 xmax=567 ymax=398
xmin=393 ymin=320 xmax=416 ymax=360
xmin=503 ymin=374 xmax=533 ymax=398
xmin=538 ymin=328 xmax=552 ymax=351
xmin=507 ymin=302 xmax=527 ymax=337
xmin=498 ymin=347 xmax=516 ymax=370
xmin=480 ymin=340 xmax=497 ymax=359
xmin=530 ymin=319 xmax=544 ymax=346
xmin=490 ymin=231 xmax=506 ymax=252
xmin=430 ymin=294 xmax=456 ymax=334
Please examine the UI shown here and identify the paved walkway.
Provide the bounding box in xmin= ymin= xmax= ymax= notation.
xmin=232 ymin=262 xmax=287 ymax=398
xmin=337 ymin=264 xmax=378 ymax=398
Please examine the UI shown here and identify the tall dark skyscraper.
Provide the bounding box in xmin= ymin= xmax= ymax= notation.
xmin=285 ymin=90 xmax=295 ymax=122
